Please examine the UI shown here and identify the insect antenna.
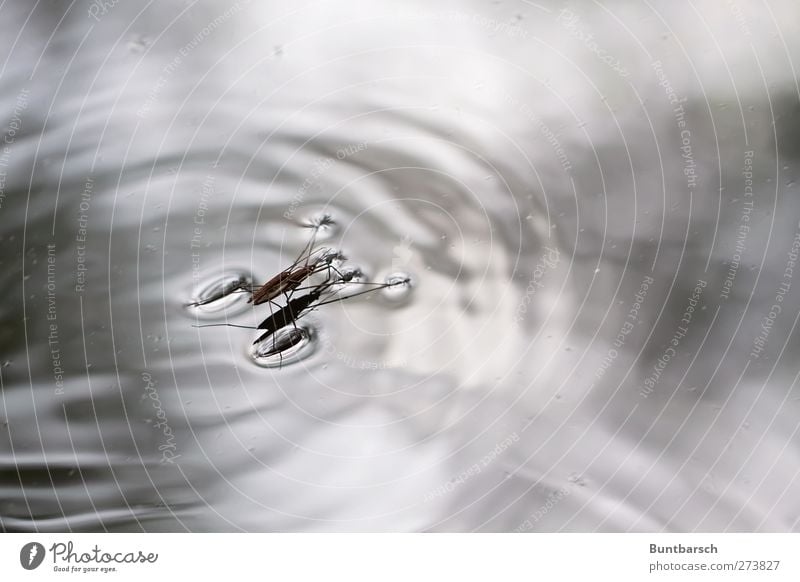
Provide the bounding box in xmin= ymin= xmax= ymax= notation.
xmin=313 ymin=277 xmax=411 ymax=307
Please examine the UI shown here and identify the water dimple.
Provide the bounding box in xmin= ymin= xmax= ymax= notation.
xmin=381 ymin=272 xmax=414 ymax=303
xmin=295 ymin=209 xmax=339 ymax=241
xmin=184 ymin=270 xmax=254 ymax=320
xmin=249 ymin=325 xmax=316 ymax=368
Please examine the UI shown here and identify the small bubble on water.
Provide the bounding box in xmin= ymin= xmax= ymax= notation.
xmin=568 ymin=473 xmax=587 ymax=487
xmin=127 ymin=34 xmax=150 ymax=53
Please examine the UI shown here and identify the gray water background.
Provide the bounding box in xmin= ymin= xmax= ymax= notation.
xmin=1 ymin=0 xmax=800 ymax=531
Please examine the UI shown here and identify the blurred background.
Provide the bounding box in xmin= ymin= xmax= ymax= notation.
xmin=1 ymin=0 xmax=799 ymax=531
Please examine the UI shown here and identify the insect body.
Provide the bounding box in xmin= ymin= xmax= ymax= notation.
xmin=249 ymin=249 xmax=342 ymax=306
xmin=251 ymin=274 xmax=409 ymax=345
xmin=194 ymin=274 xmax=410 ymax=353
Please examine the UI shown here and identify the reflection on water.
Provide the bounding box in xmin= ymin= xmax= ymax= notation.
xmin=2 ymin=0 xmax=800 ymax=532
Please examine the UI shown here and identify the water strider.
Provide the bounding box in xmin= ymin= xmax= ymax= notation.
xmin=194 ymin=269 xmax=410 ymax=347
xmin=188 ymin=215 xmax=339 ymax=308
